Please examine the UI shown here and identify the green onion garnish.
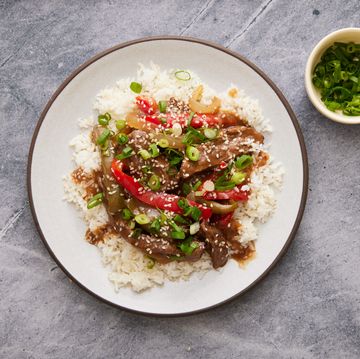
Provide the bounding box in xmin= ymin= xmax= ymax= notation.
xmin=131 ymin=228 xmax=142 ymax=238
xmin=157 ymin=138 xmax=169 ymax=148
xmin=135 ymin=214 xmax=150 ymax=225
xmin=148 ymin=174 xmax=161 ymax=191
xmin=204 ymin=128 xmax=218 ymax=139
xmin=150 ymin=218 xmax=161 ymax=233
xmin=130 ymin=81 xmax=142 ymax=94
xmin=115 ymin=146 xmax=133 ymax=160
xmin=185 ymin=146 xmax=200 ymax=161
xmin=138 ymin=149 xmax=151 ymax=160
xmin=187 ymin=111 xmax=195 ymax=126
xmin=189 ymin=207 xmax=202 ymax=221
xmin=192 ymin=180 xmax=202 ymax=191
xmin=182 ymin=183 xmax=192 ymax=196
xmin=122 ymin=208 xmax=133 ymax=220
xmin=117 ymin=133 xmax=128 ymax=145
xmin=87 ymin=193 xmax=104 ymax=209
xmin=158 ymin=101 xmax=167 ymax=113
xmin=96 ymin=129 xmax=111 ymax=145
xmin=235 ymin=155 xmax=253 ymax=170
xmin=171 ymin=230 xmax=186 ymax=240
xmin=231 ymin=171 xmax=246 ymax=185
xmin=98 ymin=114 xmax=109 ymax=126
xmin=179 ymin=238 xmax=199 ymax=255
xmin=175 ymin=70 xmax=191 ymax=81
xmin=173 ymin=214 xmax=189 ymax=224
xmin=149 ymin=143 xmax=160 ymax=157
xmin=182 ymin=126 xmax=206 ymax=145
xmin=146 ymin=257 xmax=156 ymax=269
xmin=312 ymin=42 xmax=360 ymax=116
xmin=115 ymin=120 xmax=126 ymax=130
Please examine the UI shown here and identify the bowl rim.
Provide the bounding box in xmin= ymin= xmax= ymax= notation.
xmin=305 ymin=27 xmax=360 ymax=125
xmin=27 ymin=36 xmax=309 ymax=317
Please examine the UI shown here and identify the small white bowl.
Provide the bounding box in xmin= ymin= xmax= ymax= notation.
xmin=305 ymin=28 xmax=360 ymax=125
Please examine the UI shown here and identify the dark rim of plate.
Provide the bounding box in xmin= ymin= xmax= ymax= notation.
xmin=27 ymin=36 xmax=309 ymax=317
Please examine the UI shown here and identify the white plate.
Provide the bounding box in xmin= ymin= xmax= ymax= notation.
xmin=28 ymin=37 xmax=308 ymax=316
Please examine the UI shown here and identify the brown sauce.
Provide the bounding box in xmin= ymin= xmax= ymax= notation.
xmin=230 ymin=240 xmax=256 ymax=264
xmin=255 ymin=151 xmax=269 ymax=168
xmin=71 ymin=167 xmax=102 ymax=200
xmin=85 ymin=224 xmax=115 ymax=245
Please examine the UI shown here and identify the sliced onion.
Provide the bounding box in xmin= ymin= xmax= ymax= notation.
xmin=189 ymin=85 xmax=221 ymax=114
xmin=125 ymin=111 xmax=157 ymax=132
xmin=189 ymin=222 xmax=200 ymax=235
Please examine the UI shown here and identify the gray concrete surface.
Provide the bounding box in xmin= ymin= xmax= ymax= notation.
xmin=1 ymin=0 xmax=359 ymax=358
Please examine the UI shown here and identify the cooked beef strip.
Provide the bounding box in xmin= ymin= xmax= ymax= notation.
xmin=124 ymin=130 xmax=180 ymax=191
xmin=180 ymin=125 xmax=264 ymax=178
xmin=200 ymin=222 xmax=229 ymax=269
xmin=111 ymin=214 xmax=205 ymax=264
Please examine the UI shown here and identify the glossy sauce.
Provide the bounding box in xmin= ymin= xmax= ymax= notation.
xmin=85 ymin=224 xmax=115 ymax=245
xmin=71 ymin=167 xmax=102 ymax=200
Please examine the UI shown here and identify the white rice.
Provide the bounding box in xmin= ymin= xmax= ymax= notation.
xmin=63 ymin=63 xmax=284 ymax=292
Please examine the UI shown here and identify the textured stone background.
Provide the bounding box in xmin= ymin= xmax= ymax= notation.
xmin=1 ymin=1 xmax=359 ymax=358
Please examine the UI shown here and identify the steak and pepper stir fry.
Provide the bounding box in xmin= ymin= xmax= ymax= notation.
xmin=80 ymin=85 xmax=268 ymax=269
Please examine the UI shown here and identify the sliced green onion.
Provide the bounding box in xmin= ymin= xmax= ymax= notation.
xmin=192 ymin=180 xmax=202 ymax=191
xmin=148 ymin=174 xmax=161 ymax=191
xmin=186 ymin=146 xmax=200 ymax=161
xmin=187 ymin=111 xmax=195 ymax=126
xmin=182 ymin=183 xmax=192 ymax=196
xmin=115 ymin=146 xmax=133 ymax=160
xmin=177 ymin=198 xmax=188 ymax=210
xmin=129 ymin=220 xmax=136 ymax=230
xmin=146 ymin=257 xmax=155 ymax=269
xmin=98 ymin=114 xmax=109 ymax=126
xmin=179 ymin=239 xmax=199 ymax=255
xmin=96 ymin=129 xmax=111 ymax=145
xmin=138 ymin=149 xmax=151 ymax=160
xmin=204 ymin=128 xmax=218 ymax=139
xmin=157 ymin=138 xmax=169 ymax=148
xmin=171 ymin=230 xmax=186 ymax=240
xmin=175 ymin=70 xmax=191 ymax=81
xmin=149 ymin=143 xmax=160 ymax=157
xmin=141 ymin=165 xmax=152 ymax=173
xmin=231 ymin=171 xmax=246 ymax=185
xmin=115 ymin=119 xmax=126 ymax=130
xmin=235 ymin=155 xmax=253 ymax=170
xmin=312 ymin=41 xmax=360 ymax=116
xmin=173 ymin=214 xmax=189 ymax=224
xmin=122 ymin=208 xmax=133 ymax=220
xmin=150 ymin=218 xmax=161 ymax=233
xmin=158 ymin=101 xmax=167 ymax=113
xmin=214 ymin=181 xmax=236 ymax=191
xmin=190 ymin=207 xmax=202 ymax=221
xmin=135 ymin=214 xmax=150 ymax=225
xmin=117 ymin=133 xmax=128 ymax=145
xmin=87 ymin=193 xmax=104 ymax=209
xmin=131 ymin=228 xmax=142 ymax=238
xmin=130 ymin=81 xmax=142 ymax=93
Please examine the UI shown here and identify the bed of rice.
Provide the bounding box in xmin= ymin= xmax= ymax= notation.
xmin=63 ymin=63 xmax=284 ymax=292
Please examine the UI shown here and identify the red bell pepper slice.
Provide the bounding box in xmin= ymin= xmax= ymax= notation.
xmin=136 ymin=96 xmax=158 ymax=115
xmin=111 ymin=160 xmax=212 ymax=220
xmin=190 ymin=113 xmax=220 ymax=128
xmin=203 ymin=187 xmax=249 ymax=201
xmin=144 ymin=115 xmax=162 ymax=125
